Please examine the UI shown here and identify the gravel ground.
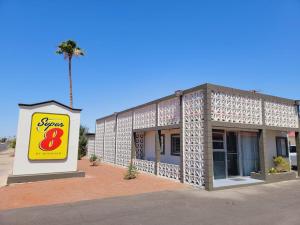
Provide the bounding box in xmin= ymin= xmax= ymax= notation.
xmin=0 ymin=159 xmax=185 ymax=211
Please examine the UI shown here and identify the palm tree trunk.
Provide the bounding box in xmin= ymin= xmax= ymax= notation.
xmin=68 ymin=57 xmax=73 ymax=108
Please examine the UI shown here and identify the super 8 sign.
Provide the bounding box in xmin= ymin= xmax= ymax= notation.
xmin=28 ymin=113 xmax=70 ymax=160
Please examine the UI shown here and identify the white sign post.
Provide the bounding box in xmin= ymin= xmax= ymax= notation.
xmin=8 ymin=100 xmax=85 ymax=184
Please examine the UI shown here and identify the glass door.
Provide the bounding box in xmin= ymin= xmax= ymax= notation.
xmin=213 ymin=130 xmax=226 ymax=179
xmin=226 ymin=132 xmax=239 ymax=176
xmin=240 ymin=132 xmax=259 ymax=176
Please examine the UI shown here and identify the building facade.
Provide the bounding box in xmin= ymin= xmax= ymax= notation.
xmin=86 ymin=133 xmax=95 ymax=157
xmin=90 ymin=83 xmax=300 ymax=190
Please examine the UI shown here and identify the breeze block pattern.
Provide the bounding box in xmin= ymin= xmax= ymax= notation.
xmin=87 ymin=136 xmax=95 ymax=157
xmin=94 ymin=82 xmax=300 ymax=191
xmin=133 ymin=104 xmax=156 ymax=129
xmin=95 ymin=120 xmax=105 ymax=158
xmin=158 ymin=162 xmax=181 ymax=180
xmin=211 ymin=91 xmax=263 ymax=125
xmin=116 ymin=112 xmax=133 ymax=166
xmin=158 ymin=97 xmax=180 ymax=126
xmin=135 ymin=132 xmax=145 ymax=159
xmin=264 ymin=101 xmax=299 ymax=128
xmin=133 ymin=159 xmax=155 ymax=174
xmin=103 ymin=117 xmax=116 ymax=163
xmin=183 ymin=90 xmax=205 ymax=187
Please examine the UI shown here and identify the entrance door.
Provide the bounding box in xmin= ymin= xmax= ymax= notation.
xmin=240 ymin=132 xmax=259 ymax=176
xmin=226 ymin=132 xmax=239 ymax=176
xmin=213 ymin=130 xmax=226 ymax=179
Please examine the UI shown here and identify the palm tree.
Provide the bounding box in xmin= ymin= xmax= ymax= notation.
xmin=56 ymin=40 xmax=84 ymax=108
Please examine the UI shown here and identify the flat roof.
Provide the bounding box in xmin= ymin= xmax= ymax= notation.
xmin=96 ymin=82 xmax=296 ymax=121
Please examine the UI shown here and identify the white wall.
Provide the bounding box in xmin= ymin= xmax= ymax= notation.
xmin=87 ymin=136 xmax=95 ymax=157
xmin=144 ymin=129 xmax=180 ymax=165
xmin=12 ymin=103 xmax=81 ymax=175
xmin=265 ymin=130 xmax=288 ymax=169
xmin=288 ymin=132 xmax=296 ymax=146
xmin=161 ymin=129 xmax=180 ymax=165
xmin=144 ymin=131 xmax=155 ymax=161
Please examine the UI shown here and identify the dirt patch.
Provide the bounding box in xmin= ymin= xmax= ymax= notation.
xmin=0 ymin=159 xmax=186 ymax=210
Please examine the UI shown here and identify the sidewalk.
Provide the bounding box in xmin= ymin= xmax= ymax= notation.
xmin=0 ymin=148 xmax=14 ymax=187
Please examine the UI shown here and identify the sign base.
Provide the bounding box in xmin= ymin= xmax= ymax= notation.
xmin=7 ymin=171 xmax=85 ymax=184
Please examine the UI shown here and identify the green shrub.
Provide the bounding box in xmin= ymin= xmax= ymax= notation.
xmin=78 ymin=125 xmax=88 ymax=160
xmin=124 ymin=163 xmax=138 ymax=180
xmin=8 ymin=138 xmax=16 ymax=149
xmin=89 ymin=154 xmax=101 ymax=166
xmin=268 ymin=167 xmax=277 ymax=174
xmin=273 ymin=156 xmax=290 ymax=172
xmin=89 ymin=154 xmax=98 ymax=162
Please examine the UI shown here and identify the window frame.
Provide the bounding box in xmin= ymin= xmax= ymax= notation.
xmin=276 ymin=136 xmax=289 ymax=157
xmin=171 ymin=134 xmax=180 ymax=156
xmin=212 ymin=130 xmax=225 ymax=151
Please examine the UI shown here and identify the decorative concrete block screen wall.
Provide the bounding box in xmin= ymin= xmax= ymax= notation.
xmin=104 ymin=117 xmax=116 ymax=163
xmin=135 ymin=132 xmax=145 ymax=159
xmin=158 ymin=162 xmax=181 ymax=180
xmin=133 ymin=158 xmax=155 ymax=174
xmin=210 ymin=90 xmax=298 ymax=129
xmin=182 ymin=90 xmax=205 ymax=187
xmin=116 ymin=111 xmax=133 ymax=166
xmin=95 ymin=120 xmax=105 ymax=158
xmin=133 ymin=104 xmax=156 ymax=129
xmin=211 ymin=91 xmax=263 ymax=125
xmin=94 ymin=83 xmax=299 ymax=190
xmin=158 ymin=97 xmax=180 ymax=126
xmin=87 ymin=136 xmax=95 ymax=157
xmin=264 ymin=101 xmax=298 ymax=128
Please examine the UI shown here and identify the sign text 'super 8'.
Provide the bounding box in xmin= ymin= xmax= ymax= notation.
xmin=28 ymin=113 xmax=70 ymax=160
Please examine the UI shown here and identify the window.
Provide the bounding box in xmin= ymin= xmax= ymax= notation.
xmin=213 ymin=151 xmax=226 ymax=179
xmin=276 ymin=137 xmax=288 ymax=157
xmin=212 ymin=130 xmax=224 ymax=150
xmin=212 ymin=130 xmax=226 ymax=179
xmin=290 ymin=146 xmax=296 ymax=153
xmin=171 ymin=134 xmax=180 ymax=156
xmin=160 ymin=134 xmax=165 ymax=155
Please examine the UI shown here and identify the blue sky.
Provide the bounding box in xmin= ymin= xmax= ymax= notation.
xmin=0 ymin=0 xmax=299 ymax=136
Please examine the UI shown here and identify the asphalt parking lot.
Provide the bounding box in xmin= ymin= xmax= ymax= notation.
xmin=0 ymin=143 xmax=7 ymax=151
xmin=1 ymin=179 xmax=300 ymax=225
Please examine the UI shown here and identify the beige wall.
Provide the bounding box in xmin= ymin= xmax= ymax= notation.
xmin=144 ymin=129 xmax=180 ymax=165
xmin=265 ymin=130 xmax=288 ymax=170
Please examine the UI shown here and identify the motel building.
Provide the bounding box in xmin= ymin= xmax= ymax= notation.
xmin=88 ymin=83 xmax=300 ymax=191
